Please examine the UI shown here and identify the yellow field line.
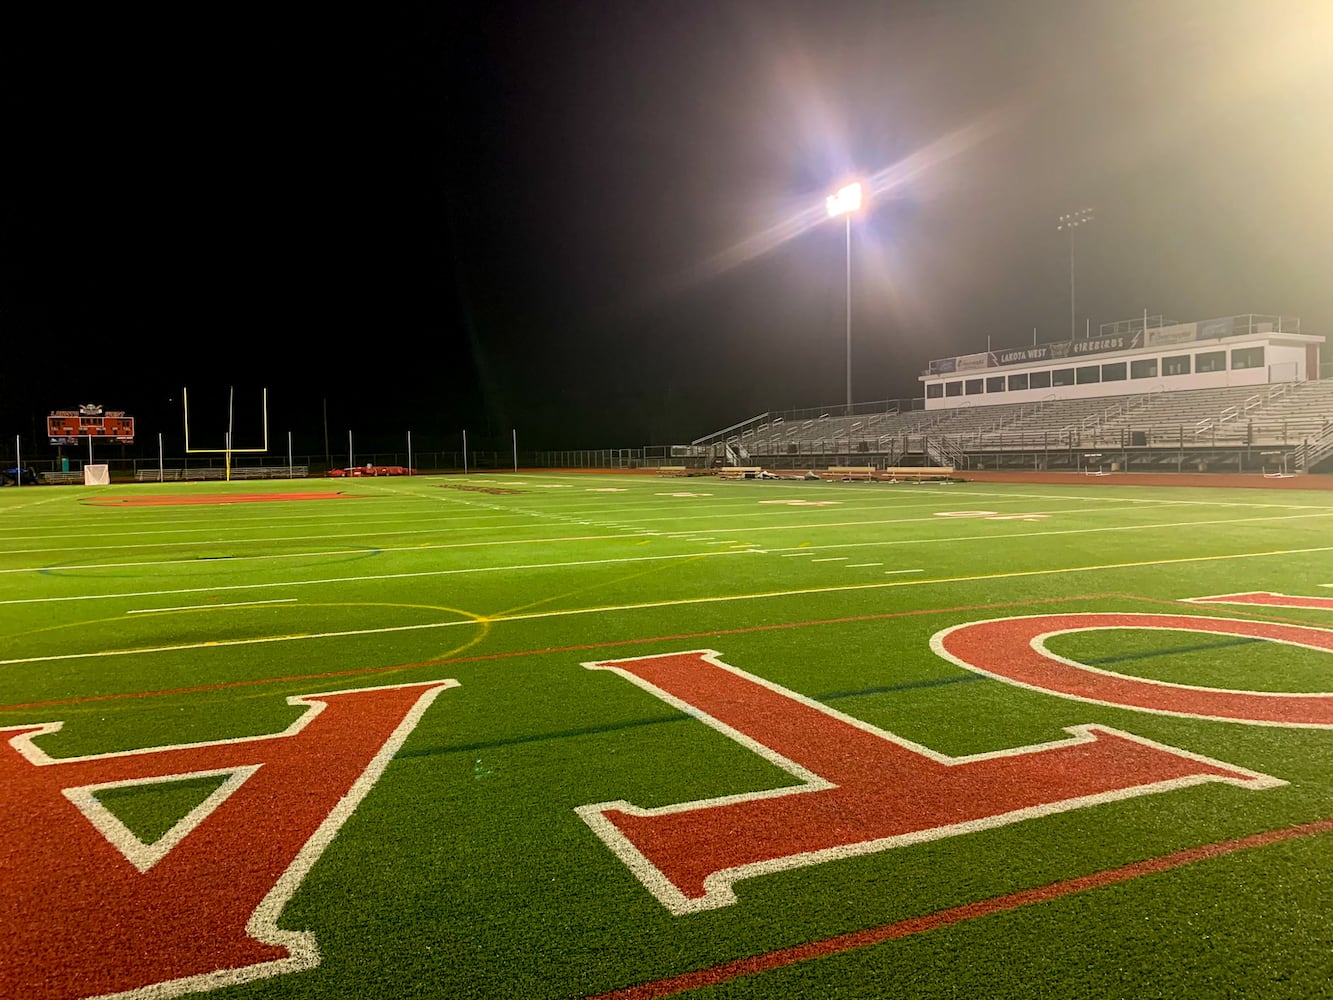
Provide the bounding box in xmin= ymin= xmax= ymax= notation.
xmin=4 ymin=543 xmax=1331 ymax=668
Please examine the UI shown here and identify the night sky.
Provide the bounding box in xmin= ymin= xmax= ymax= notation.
xmin=4 ymin=1 xmax=1331 ymax=455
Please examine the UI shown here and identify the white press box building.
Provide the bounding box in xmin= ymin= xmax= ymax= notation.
xmin=920 ymin=314 xmax=1322 ymax=409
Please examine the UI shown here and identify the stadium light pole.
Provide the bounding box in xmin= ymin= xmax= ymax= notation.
xmin=1057 ymin=208 xmax=1094 ymax=340
xmin=826 ymin=181 xmax=864 ymax=413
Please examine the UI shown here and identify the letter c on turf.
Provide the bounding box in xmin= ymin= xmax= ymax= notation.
xmin=932 ymin=613 xmax=1333 ymax=728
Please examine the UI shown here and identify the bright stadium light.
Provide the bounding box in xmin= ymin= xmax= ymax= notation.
xmin=827 ymin=181 xmax=865 ymax=413
xmin=825 ymin=182 xmax=863 ymax=218
xmin=1057 ymin=207 xmax=1095 ymax=340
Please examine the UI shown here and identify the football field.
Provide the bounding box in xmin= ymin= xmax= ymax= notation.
xmin=3 ymin=472 xmax=1332 ymax=999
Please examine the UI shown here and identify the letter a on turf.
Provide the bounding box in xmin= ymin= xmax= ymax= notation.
xmin=0 ymin=680 xmax=456 ymax=1000
xmin=576 ymin=651 xmax=1280 ymax=914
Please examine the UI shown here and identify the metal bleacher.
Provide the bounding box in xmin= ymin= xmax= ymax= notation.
xmin=691 ymin=380 xmax=1333 ymax=473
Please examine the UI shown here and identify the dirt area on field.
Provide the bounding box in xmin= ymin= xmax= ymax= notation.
xmin=437 ymin=484 xmax=526 ymax=495
xmin=86 ymin=492 xmax=355 ymax=506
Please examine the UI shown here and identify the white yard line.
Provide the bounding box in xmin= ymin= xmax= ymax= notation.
xmin=0 ymin=551 xmax=763 ymax=606
xmin=0 ymin=531 xmax=659 ymax=573
xmin=3 ymin=543 xmax=1332 ymax=668
xmin=656 ymin=507 xmax=1333 ymax=539
xmin=5 ymin=508 xmax=1333 ymax=611
xmin=4 ymin=508 xmax=1331 ymax=584
xmin=0 ymin=521 xmax=625 ymax=556
xmin=949 ymin=488 xmax=1333 ymax=511
xmin=125 ymin=598 xmax=298 ymax=615
xmin=10 ymin=490 xmax=1329 ymax=553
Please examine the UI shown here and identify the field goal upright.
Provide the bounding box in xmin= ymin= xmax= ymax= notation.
xmin=183 ymin=387 xmax=269 ymax=481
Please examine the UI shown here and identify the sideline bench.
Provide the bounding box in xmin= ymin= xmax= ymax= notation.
xmin=657 ymin=466 xmax=689 ymax=477
xmin=827 ymin=466 xmax=875 ymax=481
xmin=134 ymin=467 xmax=310 ymax=482
xmin=884 ymin=466 xmax=954 ymax=481
xmin=328 ymin=466 xmax=412 ymax=478
xmin=718 ymin=466 xmax=763 ymax=480
xmin=37 ymin=471 xmax=83 ymax=485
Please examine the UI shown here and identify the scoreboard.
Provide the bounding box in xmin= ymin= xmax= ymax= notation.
xmin=48 ymin=406 xmax=135 ymax=445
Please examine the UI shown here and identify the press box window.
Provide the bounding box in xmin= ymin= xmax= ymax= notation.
xmin=1131 ymin=359 xmax=1158 ymax=379
xmin=1052 ymin=368 xmax=1074 ymax=386
xmin=945 ymin=381 xmax=963 ymax=397
xmin=986 ymin=376 xmax=1006 ymax=393
xmin=1076 ymin=365 xmax=1101 ymax=384
xmin=1195 ymin=351 xmax=1226 ymax=373
xmin=927 ymin=383 xmax=944 ymax=398
xmin=965 ymin=378 xmax=985 ymax=395
xmin=1163 ymin=354 xmax=1191 ymax=376
xmin=1101 ymin=362 xmax=1127 ymax=382
xmin=1231 ymin=346 xmax=1264 ymax=370
xmin=1008 ymin=373 xmax=1029 ymax=391
xmin=1029 ymin=370 xmax=1052 ymax=389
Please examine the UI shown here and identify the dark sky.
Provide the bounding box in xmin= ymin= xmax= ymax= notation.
xmin=4 ymin=1 xmax=1332 ymax=453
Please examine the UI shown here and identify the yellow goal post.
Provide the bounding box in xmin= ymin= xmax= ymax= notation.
xmin=183 ymin=387 xmax=269 ymax=482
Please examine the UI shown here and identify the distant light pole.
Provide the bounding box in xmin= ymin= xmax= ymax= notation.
xmin=1057 ymin=208 xmax=1094 ymax=340
xmin=827 ymin=181 xmax=864 ymax=413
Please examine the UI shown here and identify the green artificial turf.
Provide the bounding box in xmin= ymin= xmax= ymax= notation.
xmin=92 ymin=772 xmax=233 ymax=845
xmin=2 ymin=473 xmax=1331 ymax=999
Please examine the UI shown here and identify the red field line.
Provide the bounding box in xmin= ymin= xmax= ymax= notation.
xmin=84 ymin=492 xmax=354 ymax=506
xmin=591 ymin=816 xmax=1333 ymax=999
xmin=6 ymin=590 xmax=1320 ymax=717
xmin=0 ymin=594 xmax=1119 ymax=713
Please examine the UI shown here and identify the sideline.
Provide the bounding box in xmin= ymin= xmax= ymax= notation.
xmin=5 ymin=509 xmax=1333 ymax=602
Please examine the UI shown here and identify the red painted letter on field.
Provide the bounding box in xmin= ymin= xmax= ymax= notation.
xmin=1186 ymin=591 xmax=1333 ymax=613
xmin=0 ymin=680 xmax=456 ymax=1000
xmin=933 ymin=613 xmax=1333 ymax=727
xmin=576 ymin=650 xmax=1278 ymax=913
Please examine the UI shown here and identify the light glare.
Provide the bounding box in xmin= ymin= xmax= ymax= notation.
xmin=826 ymin=182 xmax=863 ymax=217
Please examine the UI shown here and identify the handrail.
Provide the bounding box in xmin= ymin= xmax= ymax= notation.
xmin=692 ymin=412 xmax=771 ymax=447
xmin=1295 ymin=421 xmax=1333 ymax=470
xmin=1269 ymin=381 xmax=1298 ymax=403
